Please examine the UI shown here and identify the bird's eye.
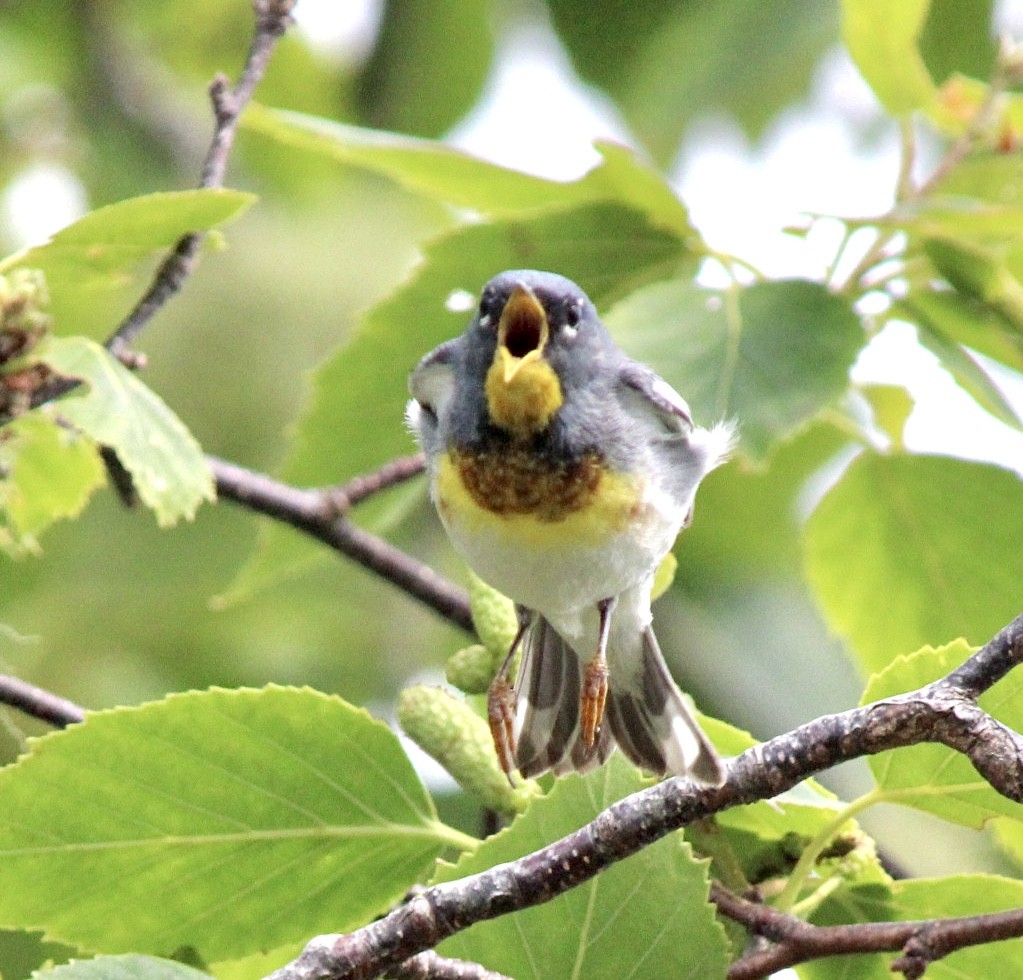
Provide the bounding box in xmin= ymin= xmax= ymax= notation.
xmin=477 ymin=291 xmax=498 ymax=329
xmin=561 ymin=302 xmax=581 ymax=338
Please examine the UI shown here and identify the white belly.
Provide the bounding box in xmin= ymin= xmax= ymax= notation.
xmin=434 ymin=453 xmax=683 ymax=635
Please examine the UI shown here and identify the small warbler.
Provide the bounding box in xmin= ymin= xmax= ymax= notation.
xmin=407 ymin=270 xmax=733 ymax=783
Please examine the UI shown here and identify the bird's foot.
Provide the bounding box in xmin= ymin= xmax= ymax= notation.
xmin=487 ymin=676 xmax=518 ymax=784
xmin=580 ymin=656 xmax=609 ymax=748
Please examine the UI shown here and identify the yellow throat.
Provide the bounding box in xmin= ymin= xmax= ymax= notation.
xmin=484 ymin=284 xmax=563 ymax=438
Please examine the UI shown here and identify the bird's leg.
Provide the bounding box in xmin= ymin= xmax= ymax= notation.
xmin=487 ymin=606 xmax=531 ymax=782
xmin=581 ymin=596 xmax=616 ymax=748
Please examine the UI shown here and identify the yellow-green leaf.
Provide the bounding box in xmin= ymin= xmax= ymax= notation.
xmin=0 ymin=413 xmax=104 ymax=555
xmin=38 ymin=336 xmax=214 ymax=526
xmin=0 ymin=687 xmax=458 ymax=960
xmin=433 ymin=754 xmax=729 ymax=979
xmin=862 ymin=641 xmax=1023 ymax=826
xmin=804 ymin=454 xmax=1023 ymax=674
xmin=0 ymin=190 xmax=255 ymax=341
xmin=842 ymin=0 xmax=937 ymax=114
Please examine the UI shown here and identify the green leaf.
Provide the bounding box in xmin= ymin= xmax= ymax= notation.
xmin=991 ymin=817 xmax=1023 ymax=871
xmin=433 ymin=754 xmax=730 ymax=979
xmin=227 ymin=200 xmax=692 ymax=600
xmin=860 ymin=384 xmax=915 ymax=451
xmin=900 ymin=270 xmax=1023 ymax=378
xmin=241 ymin=107 xmax=694 ymax=233
xmin=897 ymin=289 xmax=1023 ymax=424
xmin=207 ymin=945 xmax=301 ymax=980
xmin=806 ymin=873 xmax=1023 ymax=979
xmin=879 ymin=197 xmax=1023 ymax=242
xmin=925 ymin=238 xmax=1023 ymax=328
xmin=918 ymin=0 xmax=997 ymax=85
xmin=889 ymin=876 xmax=1023 ymax=975
xmin=33 ymin=955 xmax=210 ymax=980
xmin=0 ymin=929 xmax=74 ymax=980
xmin=677 ymin=422 xmax=852 ymax=584
xmin=0 ymin=686 xmax=459 ymax=961
xmin=862 ymin=641 xmax=1023 ymax=826
xmin=606 ymin=278 xmax=864 ymax=461
xmin=938 ymin=154 xmax=1023 ymax=206
xmin=243 ymin=105 xmax=568 ymax=214
xmin=801 ymin=883 xmax=896 ymax=980
xmin=5 ymin=190 xmax=254 ymax=259
xmin=0 ymin=413 xmax=105 ymax=555
xmin=803 ymin=453 xmax=1023 ymax=674
xmin=38 ymin=336 xmax=213 ymax=526
xmin=0 ymin=190 xmax=256 ymax=341
xmin=582 ymin=142 xmax=697 ymax=238
xmin=842 ymin=0 xmax=937 ymax=114
xmin=547 ymin=0 xmax=836 ymax=165
xmin=355 ymin=0 xmax=493 ymax=138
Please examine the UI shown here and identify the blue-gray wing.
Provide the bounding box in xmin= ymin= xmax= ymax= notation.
xmin=615 ymin=360 xmax=695 ymax=434
xmin=614 ymin=360 xmax=735 ymax=512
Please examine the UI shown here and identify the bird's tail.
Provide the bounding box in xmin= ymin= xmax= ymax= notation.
xmin=513 ymin=615 xmax=614 ymax=777
xmin=512 ymin=615 xmax=723 ymax=783
xmin=606 ymin=626 xmax=724 ymax=784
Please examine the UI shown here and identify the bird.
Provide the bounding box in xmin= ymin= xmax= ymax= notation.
xmin=407 ymin=269 xmax=734 ymax=783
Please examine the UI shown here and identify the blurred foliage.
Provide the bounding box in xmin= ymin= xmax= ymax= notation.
xmin=1 ymin=0 xmax=1023 ymax=977
xmin=548 ymin=0 xmax=840 ymax=165
xmin=355 ymin=0 xmax=494 ymax=137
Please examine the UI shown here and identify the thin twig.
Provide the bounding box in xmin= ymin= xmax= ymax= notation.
xmin=106 ymin=0 xmax=296 ymax=358
xmin=328 ymin=454 xmax=427 ymax=512
xmin=712 ymin=882 xmax=1023 ymax=979
xmin=915 ymin=58 xmax=1011 ymax=200
xmin=209 ymin=455 xmax=473 ymax=634
xmin=834 ymin=46 xmax=1015 ymax=297
xmin=0 ymin=675 xmax=85 ymax=728
xmin=18 ymin=0 xmax=298 ymax=419
xmin=263 ymin=611 xmax=1023 ymax=980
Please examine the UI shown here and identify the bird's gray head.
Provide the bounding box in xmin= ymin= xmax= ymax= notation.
xmin=465 ymin=270 xmax=613 ymax=439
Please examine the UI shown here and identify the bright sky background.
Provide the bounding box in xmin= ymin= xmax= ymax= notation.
xmin=447 ymin=17 xmax=1023 ymax=474
xmin=289 ymin=0 xmax=1023 ymax=472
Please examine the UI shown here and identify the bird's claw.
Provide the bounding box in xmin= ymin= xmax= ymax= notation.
xmin=487 ymin=676 xmax=518 ymax=785
xmin=581 ymin=656 xmax=609 ymax=748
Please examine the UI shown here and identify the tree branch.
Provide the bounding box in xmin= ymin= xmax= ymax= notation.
xmin=384 ymin=951 xmax=513 ymax=980
xmin=0 ymin=452 xmax=470 ymax=727
xmin=105 ymin=0 xmax=296 ymax=358
xmin=264 ymin=611 xmax=1023 ymax=980
xmin=0 ymin=674 xmax=85 ymax=728
xmin=208 ymin=454 xmax=474 ymax=634
xmin=712 ymin=883 xmax=1023 ymax=979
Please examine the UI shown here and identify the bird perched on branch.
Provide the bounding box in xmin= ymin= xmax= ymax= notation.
xmin=408 ymin=270 xmax=733 ymax=783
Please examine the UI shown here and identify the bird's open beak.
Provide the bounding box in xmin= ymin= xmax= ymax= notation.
xmin=493 ymin=284 xmax=550 ymax=383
